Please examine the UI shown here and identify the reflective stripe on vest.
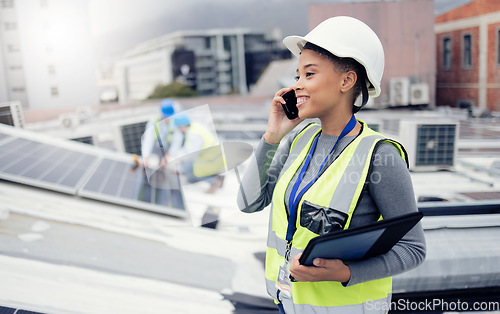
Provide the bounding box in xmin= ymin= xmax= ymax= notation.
xmin=265 ymin=120 xmax=407 ymax=313
xmin=154 ymin=116 xmax=174 ymax=145
xmin=265 ymin=278 xmax=392 ymax=313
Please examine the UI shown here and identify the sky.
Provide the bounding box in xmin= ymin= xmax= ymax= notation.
xmin=87 ymin=0 xmax=176 ymax=38
xmin=86 ymin=0 xmax=473 ymax=60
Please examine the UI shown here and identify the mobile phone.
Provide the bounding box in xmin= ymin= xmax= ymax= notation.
xmin=281 ymin=90 xmax=299 ymax=120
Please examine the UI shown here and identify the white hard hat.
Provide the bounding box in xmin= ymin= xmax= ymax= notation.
xmin=283 ymin=16 xmax=385 ymax=102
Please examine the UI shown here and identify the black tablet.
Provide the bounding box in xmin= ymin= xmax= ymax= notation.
xmin=298 ymin=211 xmax=423 ymax=266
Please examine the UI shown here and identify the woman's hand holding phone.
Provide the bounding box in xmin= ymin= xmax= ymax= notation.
xmin=264 ymin=88 xmax=303 ymax=144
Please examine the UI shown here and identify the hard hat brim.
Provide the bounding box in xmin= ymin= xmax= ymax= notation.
xmin=283 ymin=36 xmax=308 ymax=58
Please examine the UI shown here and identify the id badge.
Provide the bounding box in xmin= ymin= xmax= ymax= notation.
xmin=275 ymin=259 xmax=292 ymax=297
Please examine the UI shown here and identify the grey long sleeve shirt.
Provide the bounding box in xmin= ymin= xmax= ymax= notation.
xmin=237 ymin=125 xmax=426 ymax=286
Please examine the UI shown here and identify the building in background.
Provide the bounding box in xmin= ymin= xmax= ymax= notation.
xmin=0 ymin=0 xmax=98 ymax=109
xmin=435 ymin=0 xmax=500 ymax=113
xmin=308 ymin=0 xmax=436 ymax=109
xmin=115 ymin=29 xmax=290 ymax=104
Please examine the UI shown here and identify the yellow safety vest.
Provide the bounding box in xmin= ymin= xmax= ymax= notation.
xmin=265 ymin=120 xmax=408 ymax=314
xmin=185 ymin=123 xmax=226 ymax=178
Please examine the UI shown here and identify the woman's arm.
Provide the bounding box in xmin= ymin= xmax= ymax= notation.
xmin=237 ymin=131 xmax=297 ymax=213
xmin=237 ymin=88 xmax=303 ymax=213
xmin=345 ymin=142 xmax=426 ymax=286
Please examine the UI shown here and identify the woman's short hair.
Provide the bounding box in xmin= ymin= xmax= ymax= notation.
xmin=303 ymin=42 xmax=367 ymax=113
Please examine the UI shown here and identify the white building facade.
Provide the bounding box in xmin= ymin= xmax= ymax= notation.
xmin=0 ymin=0 xmax=98 ymax=109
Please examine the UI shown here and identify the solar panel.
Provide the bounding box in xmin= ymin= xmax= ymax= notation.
xmin=0 ymin=132 xmax=12 ymax=142
xmin=0 ymin=306 xmax=15 ymax=314
xmin=120 ymin=121 xmax=147 ymax=155
xmin=0 ymin=305 xmax=44 ymax=314
xmin=78 ymin=158 xmax=186 ymax=216
xmin=0 ymin=136 xmax=98 ymax=194
xmin=0 ymin=124 xmax=187 ymax=218
xmin=15 ymin=310 xmax=44 ymax=314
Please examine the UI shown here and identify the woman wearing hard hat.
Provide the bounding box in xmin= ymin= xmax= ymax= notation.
xmin=237 ymin=16 xmax=425 ymax=313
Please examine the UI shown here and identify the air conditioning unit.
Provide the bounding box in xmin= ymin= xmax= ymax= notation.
xmin=410 ymin=83 xmax=430 ymax=105
xmin=358 ymin=117 xmax=382 ymax=133
xmin=389 ymin=77 xmax=410 ymax=106
xmin=0 ymin=101 xmax=25 ymax=128
xmin=366 ymin=123 xmax=381 ymax=133
xmin=382 ymin=118 xmax=401 ymax=135
xmin=121 ymin=121 xmax=148 ymax=155
xmin=397 ymin=120 xmax=458 ymax=171
xmin=59 ymin=113 xmax=80 ymax=129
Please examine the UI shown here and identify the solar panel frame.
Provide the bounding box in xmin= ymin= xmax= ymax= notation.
xmin=0 ymin=124 xmax=188 ymax=218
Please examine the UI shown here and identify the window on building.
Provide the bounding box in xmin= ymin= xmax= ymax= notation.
xmin=1 ymin=0 xmax=14 ymax=8
xmin=462 ymin=33 xmax=472 ymax=68
xmin=11 ymin=87 xmax=25 ymax=93
xmin=51 ymin=86 xmax=58 ymax=97
xmin=442 ymin=37 xmax=451 ymax=70
xmin=458 ymin=100 xmax=474 ymax=117
xmin=48 ymin=64 xmax=56 ymax=75
xmin=9 ymin=65 xmax=23 ymax=71
xmin=7 ymin=44 xmax=20 ymax=53
xmin=4 ymin=22 xmax=17 ymax=31
xmin=204 ymin=37 xmax=211 ymax=50
xmin=223 ymin=36 xmax=231 ymax=51
xmin=497 ymin=28 xmax=500 ymax=65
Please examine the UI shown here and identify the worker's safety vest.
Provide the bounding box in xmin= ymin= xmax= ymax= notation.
xmin=185 ymin=123 xmax=225 ymax=178
xmin=265 ymin=120 xmax=408 ymax=314
xmin=153 ymin=116 xmax=174 ymax=146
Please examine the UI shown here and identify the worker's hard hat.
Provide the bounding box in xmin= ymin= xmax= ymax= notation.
xmin=173 ymin=112 xmax=190 ymax=127
xmin=160 ymin=99 xmax=175 ymax=118
xmin=283 ymin=16 xmax=385 ymax=108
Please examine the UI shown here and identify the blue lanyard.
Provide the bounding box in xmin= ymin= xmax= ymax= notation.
xmin=285 ymin=115 xmax=357 ymax=242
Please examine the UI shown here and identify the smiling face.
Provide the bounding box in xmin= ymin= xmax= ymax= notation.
xmin=293 ymin=49 xmax=355 ymax=122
